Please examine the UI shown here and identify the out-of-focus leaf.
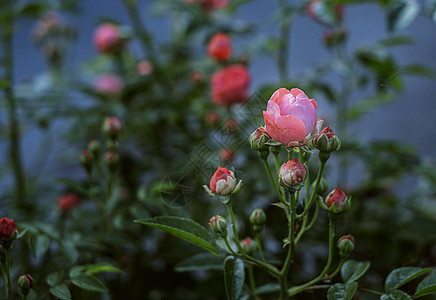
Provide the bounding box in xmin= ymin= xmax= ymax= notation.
xmin=224 ymin=256 xmax=245 ymax=300
xmin=256 ymin=283 xmax=280 ymax=295
xmin=387 ymin=0 xmax=420 ymax=32
xmin=381 ymin=290 xmax=413 ymax=299
xmin=71 ymin=275 xmax=108 ymax=293
xmin=19 ymin=2 xmax=51 ymax=17
xmin=385 ymin=267 xmax=433 ymax=291
xmin=378 ymin=35 xmax=414 ymax=47
xmin=28 ymin=234 xmax=50 ymax=258
xmin=175 ymin=253 xmax=224 ymax=272
xmin=341 ymin=260 xmax=371 ymax=283
xmin=327 ymin=282 xmax=358 ymax=300
xmin=86 ymin=262 xmax=124 ymax=275
xmin=49 ymin=284 xmax=71 ymax=300
xmin=346 ymin=92 xmax=394 ymax=119
xmin=401 ymin=64 xmax=435 ymax=77
xmin=47 ymin=270 xmax=65 ymax=286
xmin=414 ymin=272 xmax=436 ymax=297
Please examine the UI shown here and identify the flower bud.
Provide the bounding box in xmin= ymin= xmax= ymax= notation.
xmin=102 ymin=117 xmax=123 ymax=138
xmin=137 ymin=60 xmax=153 ymax=76
xmin=80 ymin=150 xmax=93 ymax=173
xmin=248 ymin=127 xmax=271 ymax=152
xmin=250 ymin=208 xmax=266 ymax=233
xmin=207 ymin=33 xmax=232 ymax=62
xmin=337 ymin=235 xmax=355 ymax=258
xmin=208 ymin=215 xmax=227 ymax=237
xmin=219 ymin=148 xmax=234 ymax=163
xmin=94 ymin=23 xmax=128 ymax=53
xmin=94 ymin=73 xmax=123 ymax=95
xmin=312 ymin=177 xmax=328 ymax=196
xmin=58 ymin=193 xmax=81 ymax=212
xmin=18 ymin=274 xmax=33 ymax=294
xmin=206 ymin=111 xmax=219 ymax=125
xmin=203 ymin=166 xmax=242 ymax=197
xmin=88 ymin=140 xmax=101 ymax=158
xmin=191 ymin=71 xmax=204 ymax=84
xmin=279 ymin=159 xmax=307 ymax=188
xmin=322 ymin=188 xmax=350 ymax=214
xmin=0 ymin=218 xmax=18 ymax=250
xmin=105 ymin=151 xmax=120 ymax=172
xmin=313 ymin=126 xmax=341 ymax=153
xmin=240 ymin=238 xmax=256 ymax=255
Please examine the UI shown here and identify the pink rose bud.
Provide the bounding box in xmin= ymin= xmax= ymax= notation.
xmin=80 ymin=150 xmax=93 ymax=173
xmin=94 ymin=73 xmax=123 ymax=95
xmin=323 ymin=188 xmax=350 ymax=214
xmin=18 ymin=274 xmax=33 ymax=293
xmin=88 ymin=140 xmax=101 ymax=157
xmin=105 ymin=151 xmax=120 ymax=172
xmin=211 ymin=64 xmax=250 ymax=106
xmin=208 ymin=215 xmax=227 ymax=237
xmin=313 ymin=126 xmax=341 ymax=153
xmin=0 ymin=218 xmax=18 ymax=249
xmin=248 ymin=127 xmax=271 ymax=152
xmin=94 ymin=23 xmax=127 ymax=53
xmin=337 ymin=235 xmax=355 ymax=257
xmin=203 ymin=166 xmax=242 ymax=197
xmin=207 ymin=33 xmax=232 ymax=62
xmin=219 ymin=148 xmax=235 ymax=163
xmin=250 ymin=208 xmax=266 ymax=233
xmin=263 ymin=88 xmax=323 ymax=147
xmin=58 ymin=193 xmax=81 ymax=212
xmin=137 ymin=60 xmax=153 ymax=76
xmin=279 ymin=159 xmax=307 ymax=188
xmin=240 ymin=237 xmax=256 ymax=255
xmin=102 ymin=117 xmax=123 ymax=137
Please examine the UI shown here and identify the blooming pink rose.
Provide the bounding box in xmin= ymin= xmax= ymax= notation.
xmin=0 ymin=218 xmax=18 ymax=241
xmin=94 ymin=74 xmax=123 ymax=95
xmin=211 ymin=64 xmax=250 ymax=106
xmin=263 ymin=88 xmax=322 ymax=147
xmin=94 ymin=23 xmax=126 ymax=53
xmin=207 ymin=33 xmax=232 ymax=61
xmin=58 ymin=193 xmax=81 ymax=212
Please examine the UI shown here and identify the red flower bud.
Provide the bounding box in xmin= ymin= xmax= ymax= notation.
xmin=337 ymin=235 xmax=355 ymax=257
xmin=58 ymin=193 xmax=81 ymax=212
xmin=208 ymin=215 xmax=227 ymax=237
xmin=94 ymin=23 xmax=127 ymax=53
xmin=0 ymin=218 xmax=18 ymax=244
xmin=240 ymin=237 xmax=256 ymax=255
xmin=18 ymin=274 xmax=33 ymax=290
xmin=204 ymin=166 xmax=242 ymax=197
xmin=323 ymin=188 xmax=350 ymax=214
xmin=248 ymin=127 xmax=271 ymax=151
xmin=207 ymin=33 xmax=232 ymax=62
xmin=80 ymin=150 xmax=93 ymax=173
xmin=279 ymin=159 xmax=307 ymax=188
xmin=211 ymin=64 xmax=250 ymax=106
xmin=102 ymin=117 xmax=123 ymax=137
xmin=219 ymin=148 xmax=235 ymax=163
xmin=313 ymin=126 xmax=341 ymax=153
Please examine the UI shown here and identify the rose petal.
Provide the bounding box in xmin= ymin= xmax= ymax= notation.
xmin=270 ymin=88 xmax=290 ymax=104
xmin=264 ymin=114 xmax=306 ymax=145
xmin=266 ymin=99 xmax=281 ymax=119
xmin=288 ymin=97 xmax=317 ymax=135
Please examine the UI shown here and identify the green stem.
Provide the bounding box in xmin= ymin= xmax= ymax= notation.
xmin=5 ymin=250 xmax=12 ymax=300
xmin=358 ymin=287 xmax=385 ymax=296
xmin=1 ymin=262 xmax=9 ymax=299
xmin=295 ymin=202 xmax=319 ymax=245
xmin=325 ymin=259 xmax=345 ymax=280
xmin=255 ymin=233 xmax=266 ymax=263
xmin=280 ymin=191 xmax=296 ymax=300
xmin=247 ymin=265 xmax=261 ymax=300
xmin=1 ymin=13 xmax=26 ymax=208
xmin=226 ymin=203 xmax=244 ymax=254
xmin=262 ymin=157 xmax=286 ymax=203
xmin=278 ymin=0 xmax=292 ymax=81
xmin=288 ymin=216 xmax=335 ymax=296
xmin=224 ymin=238 xmax=238 ymax=256
xmin=297 ymin=160 xmax=326 ymax=219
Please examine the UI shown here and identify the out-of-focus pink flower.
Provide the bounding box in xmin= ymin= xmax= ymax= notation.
xmin=103 ymin=116 xmax=123 ymax=136
xmin=219 ymin=148 xmax=234 ymax=163
xmin=94 ymin=23 xmax=126 ymax=53
xmin=58 ymin=193 xmax=81 ymax=212
xmin=206 ymin=111 xmax=219 ymax=125
xmin=94 ymin=74 xmax=123 ymax=95
xmin=263 ymin=88 xmax=322 ymax=147
xmin=207 ymin=33 xmax=232 ymax=61
xmin=137 ymin=60 xmax=153 ymax=76
xmin=211 ymin=64 xmax=250 ymax=106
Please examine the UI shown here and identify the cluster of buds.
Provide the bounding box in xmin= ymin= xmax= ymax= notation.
xmin=0 ymin=218 xmax=18 ymax=251
xmin=250 ymin=208 xmax=266 ymax=233
xmin=279 ymin=159 xmax=307 ymax=189
xmin=320 ymin=188 xmax=351 ymax=215
xmin=209 ymin=215 xmax=227 ymax=237
xmin=203 ymin=166 xmax=242 ymax=201
xmin=337 ymin=235 xmax=355 ymax=258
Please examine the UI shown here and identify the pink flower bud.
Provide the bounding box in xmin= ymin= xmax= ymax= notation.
xmin=18 ymin=274 xmax=33 ymax=291
xmin=102 ymin=117 xmax=123 ymax=137
xmin=324 ymin=188 xmax=350 ymax=214
xmin=337 ymin=235 xmax=355 ymax=257
xmin=0 ymin=218 xmax=18 ymax=245
xmin=240 ymin=237 xmax=256 ymax=255
xmin=94 ymin=74 xmax=123 ymax=95
xmin=211 ymin=64 xmax=250 ymax=106
xmin=94 ymin=23 xmax=126 ymax=53
xmin=279 ymin=159 xmax=307 ymax=188
xmin=137 ymin=60 xmax=153 ymax=76
xmin=58 ymin=193 xmax=81 ymax=212
xmin=263 ymin=88 xmax=323 ymax=147
xmin=208 ymin=215 xmax=227 ymax=236
xmin=210 ymin=166 xmax=237 ymax=195
xmin=80 ymin=150 xmax=93 ymax=172
xmin=219 ymin=148 xmax=235 ymax=163
xmin=207 ymin=33 xmax=232 ymax=62
xmin=248 ymin=127 xmax=271 ymax=151
xmin=313 ymin=126 xmax=341 ymax=152
xmin=105 ymin=151 xmax=120 ymax=172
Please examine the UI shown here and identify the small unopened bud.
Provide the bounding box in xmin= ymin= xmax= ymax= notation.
xmin=313 ymin=126 xmax=341 ymax=153
xmin=240 ymin=238 xmax=256 ymax=255
xmin=337 ymin=235 xmax=355 ymax=258
xmin=105 ymin=151 xmax=120 ymax=172
xmin=208 ymin=215 xmax=227 ymax=237
xmin=322 ymin=188 xmax=351 ymax=214
xmin=279 ymin=159 xmax=307 ymax=188
xmin=80 ymin=150 xmax=93 ymax=173
xmin=18 ymin=274 xmax=33 ymax=294
xmin=248 ymin=127 xmax=271 ymax=152
xmin=88 ymin=140 xmax=101 ymax=158
xmin=250 ymin=208 xmax=266 ymax=233
xmin=103 ymin=117 xmax=123 ymax=138
xmin=312 ymin=177 xmax=328 ymax=196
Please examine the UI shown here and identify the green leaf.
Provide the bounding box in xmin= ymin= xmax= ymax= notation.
xmin=49 ymin=284 xmax=71 ymax=300
xmin=71 ymin=275 xmax=108 ymax=293
xmin=387 ymin=0 xmax=420 ymax=32
xmin=175 ymin=253 xmax=224 ymax=272
xmin=46 ymin=270 xmax=65 ymax=286
xmin=86 ymin=262 xmax=123 ymax=275
xmin=135 ymin=216 xmax=219 ymax=255
xmin=378 ymin=35 xmax=414 ymax=47
xmin=347 ymin=93 xmax=394 ymax=119
xmin=341 ymin=260 xmax=371 ymax=283
xmin=19 ymin=2 xmax=51 ymax=17
xmin=224 ymin=256 xmax=245 ymax=300
xmin=385 ymin=267 xmax=433 ymax=291
xmin=381 ymin=290 xmax=413 ymax=300
xmin=401 ymin=65 xmax=435 ymax=77
xmin=414 ymin=271 xmax=436 ymax=297
xmin=29 ymin=234 xmax=50 ymax=258
xmin=256 ymin=283 xmax=280 ymax=295
xmin=327 ymin=282 xmax=358 ymax=300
